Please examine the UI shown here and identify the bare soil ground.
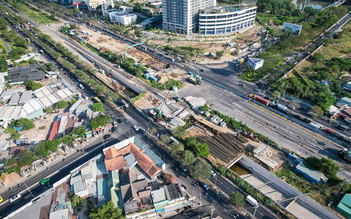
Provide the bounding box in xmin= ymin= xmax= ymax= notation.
xmin=184 ymin=125 xmax=211 ymax=138
xmin=148 ymin=25 xmax=264 ymax=64
xmin=21 ymin=111 xmax=62 ymax=143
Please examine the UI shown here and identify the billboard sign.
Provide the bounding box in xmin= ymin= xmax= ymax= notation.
xmin=282 ymin=22 xmax=302 ymax=36
xmin=248 ymin=58 xmax=264 ymax=70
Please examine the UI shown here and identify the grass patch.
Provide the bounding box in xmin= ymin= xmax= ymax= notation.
xmin=0 ymin=38 xmax=8 ymax=55
xmin=17 ymin=2 xmax=59 ymax=25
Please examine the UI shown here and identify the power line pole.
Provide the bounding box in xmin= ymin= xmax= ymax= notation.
xmin=253 ymin=205 xmax=258 ymax=218
xmin=210 ymin=204 xmax=214 ymax=218
xmin=335 ymin=179 xmax=346 ymax=195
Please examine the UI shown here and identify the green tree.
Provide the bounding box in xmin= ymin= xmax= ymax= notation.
xmin=24 ymin=80 xmax=43 ymax=91
xmin=44 ymin=107 xmax=54 ymax=113
xmin=184 ymin=53 xmax=191 ymax=61
xmin=92 ymin=102 xmax=106 ymax=113
xmin=215 ymin=51 xmax=224 ymax=59
xmin=89 ymin=201 xmax=124 ymax=219
xmin=69 ymin=193 xmax=85 ymax=207
xmin=229 ymin=192 xmax=245 ymax=207
xmin=169 ymin=142 xmax=184 ymax=157
xmin=190 ymin=162 xmax=211 ymax=179
xmin=310 ymin=105 xmax=323 ymax=117
xmin=194 ymin=143 xmax=209 ymax=158
xmin=5 ymin=127 xmax=17 ymax=136
xmin=172 ymin=127 xmax=187 ymax=139
xmin=160 ymin=134 xmax=171 ymax=144
xmin=105 ymin=92 xmax=119 ymax=102
xmin=185 ymin=136 xmax=196 ymax=150
xmin=71 ymin=126 xmax=87 ymax=138
xmin=149 ymin=127 xmax=157 ymax=135
xmin=179 ymin=150 xmax=196 ymax=167
xmin=16 ymin=118 xmax=35 ymax=130
xmin=56 ymin=100 xmax=69 ymax=109
xmin=312 ymin=52 xmax=324 ymax=62
xmin=41 ymin=63 xmax=57 ymax=72
xmin=270 ymin=90 xmax=281 ymax=100
xmin=90 ymin=115 xmax=111 ymax=130
xmin=71 ymin=98 xmax=77 ymax=104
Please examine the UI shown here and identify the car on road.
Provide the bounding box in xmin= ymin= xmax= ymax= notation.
xmin=324 ymin=129 xmax=335 ymax=134
xmin=254 ymin=89 xmax=261 ymax=92
xmin=125 ymin=120 xmax=129 ymax=123
xmin=78 ymin=84 xmax=84 ymax=89
xmin=200 ymin=69 xmax=205 ymax=72
xmin=132 ymin=126 xmax=139 ymax=131
xmin=0 ymin=196 xmax=3 ymax=203
xmin=113 ymin=122 xmax=117 ymax=127
xmin=117 ymin=118 xmax=123 ymax=123
xmin=10 ymin=194 xmax=21 ymax=203
xmin=211 ymin=170 xmax=216 ymax=177
xmin=337 ymin=124 xmax=349 ymax=131
xmin=200 ymin=182 xmax=209 ymax=190
xmin=77 ymin=78 xmax=82 ymax=82
xmin=303 ymin=118 xmax=312 ymax=123
xmin=40 ymin=178 xmax=50 ymax=186
xmin=238 ymin=83 xmax=245 ymax=87
xmin=111 ymin=127 xmax=117 ymax=133
xmin=179 ymin=165 xmax=188 ymax=172
xmin=103 ymin=134 xmax=111 ymax=140
xmin=335 ymin=133 xmax=346 ymax=140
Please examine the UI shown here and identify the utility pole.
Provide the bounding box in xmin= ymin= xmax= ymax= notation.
xmin=210 ymin=204 xmax=214 ymax=218
xmin=335 ymin=179 xmax=346 ymax=195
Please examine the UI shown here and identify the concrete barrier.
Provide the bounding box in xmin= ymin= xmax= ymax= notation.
xmin=52 ymin=174 xmax=70 ymax=189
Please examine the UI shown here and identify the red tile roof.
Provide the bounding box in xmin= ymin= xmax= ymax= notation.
xmin=104 ymin=143 xmax=161 ymax=178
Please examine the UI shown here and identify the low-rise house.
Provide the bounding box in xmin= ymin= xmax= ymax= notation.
xmin=103 ymin=137 xmax=164 ymax=179
xmin=296 ymin=162 xmax=328 ymax=184
xmin=120 ymin=169 xmax=152 ymax=215
xmin=336 ymin=97 xmax=351 ymax=108
xmin=50 ymin=181 xmax=73 ymax=219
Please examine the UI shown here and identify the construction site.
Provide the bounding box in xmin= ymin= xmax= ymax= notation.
xmin=78 ymin=24 xmax=187 ymax=83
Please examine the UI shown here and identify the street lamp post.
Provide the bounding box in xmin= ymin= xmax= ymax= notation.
xmin=21 ymin=178 xmax=34 ymax=198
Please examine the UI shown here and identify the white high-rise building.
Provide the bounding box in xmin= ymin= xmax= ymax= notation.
xmin=162 ymin=0 xmax=216 ymax=35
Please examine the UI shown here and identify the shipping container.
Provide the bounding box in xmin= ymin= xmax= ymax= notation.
xmin=253 ymin=95 xmax=270 ymax=106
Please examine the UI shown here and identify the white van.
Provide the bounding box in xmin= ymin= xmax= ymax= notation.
xmin=78 ymin=84 xmax=84 ymax=89
xmin=246 ymin=195 xmax=258 ymax=207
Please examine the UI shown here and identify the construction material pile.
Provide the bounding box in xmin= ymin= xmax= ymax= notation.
xmin=184 ymin=96 xmax=206 ymax=111
xmin=197 ymin=133 xmax=245 ymax=163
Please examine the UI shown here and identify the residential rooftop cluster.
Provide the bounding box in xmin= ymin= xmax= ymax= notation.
xmin=7 ymin=137 xmax=193 ymax=219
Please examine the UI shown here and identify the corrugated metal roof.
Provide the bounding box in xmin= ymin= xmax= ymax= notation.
xmin=2 ymin=106 xmax=15 ymax=118
xmin=296 ymin=162 xmax=327 ymax=183
xmin=48 ymin=120 xmax=60 ymax=141
xmin=28 ymin=99 xmax=43 ymax=110
xmin=8 ymin=93 xmax=20 ymax=105
xmin=22 ymin=103 xmax=35 ymax=115
xmin=9 ymin=106 xmax=21 ymax=119
xmin=62 ymin=88 xmax=73 ymax=97
xmin=19 ymin=91 xmax=32 ymax=104
xmin=47 ymin=94 xmax=59 ymax=104
xmin=56 ymin=90 xmax=68 ymax=99
xmin=337 ymin=194 xmax=351 ymax=217
xmin=41 ymin=87 xmax=51 ymax=96
xmin=8 ymin=64 xmax=44 ymax=83
xmin=1 ymin=88 xmax=25 ymax=100
xmin=39 ymin=96 xmax=52 ymax=107
xmin=34 ymin=89 xmax=45 ymax=98
xmin=26 ymin=109 xmax=44 ymax=120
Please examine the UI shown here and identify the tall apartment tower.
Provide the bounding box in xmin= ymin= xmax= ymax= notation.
xmin=162 ymin=0 xmax=216 ymax=35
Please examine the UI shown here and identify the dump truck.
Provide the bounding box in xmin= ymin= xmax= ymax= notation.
xmin=340 ymin=148 xmax=351 ymax=162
